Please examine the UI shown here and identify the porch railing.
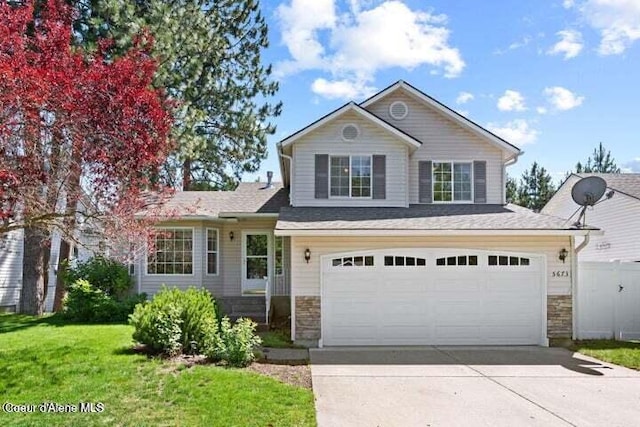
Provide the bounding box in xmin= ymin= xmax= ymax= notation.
xmin=264 ymin=276 xmax=270 ymax=325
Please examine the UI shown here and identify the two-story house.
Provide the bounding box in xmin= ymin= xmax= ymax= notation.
xmin=136 ymin=81 xmax=593 ymax=347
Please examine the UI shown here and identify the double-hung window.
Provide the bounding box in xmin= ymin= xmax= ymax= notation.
xmin=147 ymin=228 xmax=193 ymax=275
xmin=206 ymin=229 xmax=219 ymax=275
xmin=330 ymin=155 xmax=371 ymax=198
xmin=433 ymin=162 xmax=472 ymax=202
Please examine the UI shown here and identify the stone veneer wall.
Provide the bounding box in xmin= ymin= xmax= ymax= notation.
xmin=548 ymin=295 xmax=572 ymax=338
xmin=295 ymin=296 xmax=321 ymax=341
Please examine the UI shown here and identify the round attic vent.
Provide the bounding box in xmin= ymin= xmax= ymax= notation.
xmin=341 ymin=124 xmax=360 ymax=141
xmin=389 ymin=101 xmax=408 ymax=120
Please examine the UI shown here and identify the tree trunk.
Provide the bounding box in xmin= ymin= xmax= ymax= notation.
xmin=52 ymin=239 xmax=70 ymax=312
xmin=182 ymin=158 xmax=192 ymax=190
xmin=20 ymin=227 xmax=50 ymax=315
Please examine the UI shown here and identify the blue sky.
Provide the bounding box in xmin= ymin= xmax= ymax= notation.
xmin=246 ymin=0 xmax=640 ymax=184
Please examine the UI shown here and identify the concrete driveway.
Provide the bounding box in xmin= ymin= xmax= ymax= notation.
xmin=310 ymin=346 xmax=640 ymax=427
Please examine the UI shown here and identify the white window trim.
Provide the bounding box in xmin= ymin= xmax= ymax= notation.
xmin=274 ymin=235 xmax=285 ymax=277
xmin=432 ymin=160 xmax=474 ymax=204
xmin=145 ymin=226 xmax=196 ymax=277
xmin=329 ymin=154 xmax=373 ymax=199
xmin=206 ymin=228 xmax=219 ymax=276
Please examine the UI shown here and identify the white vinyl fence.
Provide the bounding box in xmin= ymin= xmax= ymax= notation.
xmin=577 ymin=262 xmax=640 ymax=340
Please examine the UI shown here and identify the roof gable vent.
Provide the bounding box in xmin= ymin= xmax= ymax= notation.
xmin=389 ymin=101 xmax=408 ymax=120
xmin=341 ymin=124 xmax=360 ymax=141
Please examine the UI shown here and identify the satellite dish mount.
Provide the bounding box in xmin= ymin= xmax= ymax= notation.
xmin=570 ymin=176 xmax=608 ymax=228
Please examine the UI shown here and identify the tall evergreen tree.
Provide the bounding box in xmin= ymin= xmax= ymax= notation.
xmin=74 ymin=0 xmax=282 ymax=190
xmin=575 ymin=142 xmax=620 ymax=173
xmin=505 ymin=175 xmax=518 ymax=204
xmin=515 ymin=162 xmax=556 ymax=211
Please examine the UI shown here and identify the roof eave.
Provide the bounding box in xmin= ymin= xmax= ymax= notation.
xmin=274 ymin=228 xmax=601 ymax=237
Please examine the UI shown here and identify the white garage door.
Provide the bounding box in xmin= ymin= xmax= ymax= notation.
xmin=322 ymin=249 xmax=545 ymax=346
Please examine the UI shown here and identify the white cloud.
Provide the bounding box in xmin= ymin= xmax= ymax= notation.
xmin=563 ymin=0 xmax=575 ymax=9
xmin=456 ymin=91 xmax=474 ymax=104
xmin=497 ymin=90 xmax=527 ymax=112
xmin=487 ymin=119 xmax=538 ymax=145
xmin=547 ymin=29 xmax=584 ymax=59
xmin=311 ymin=78 xmax=377 ymax=100
xmin=536 ymin=106 xmax=548 ymax=114
xmin=543 ymin=86 xmax=585 ymax=110
xmin=622 ymin=158 xmax=640 ymax=172
xmin=579 ymin=0 xmax=640 ymax=55
xmin=276 ymin=0 xmax=465 ymax=99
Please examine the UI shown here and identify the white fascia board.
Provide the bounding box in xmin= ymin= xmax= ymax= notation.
xmin=218 ymin=213 xmax=280 ymax=218
xmin=274 ymin=228 xmax=602 ymax=237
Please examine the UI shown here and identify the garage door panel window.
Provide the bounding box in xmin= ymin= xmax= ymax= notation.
xmin=384 ymin=256 xmax=427 ymax=267
xmin=488 ymin=255 xmax=530 ymax=266
xmin=433 ymin=162 xmax=472 ymax=202
xmin=436 ymin=255 xmax=478 ymax=266
xmin=332 ymin=255 xmax=374 ymax=267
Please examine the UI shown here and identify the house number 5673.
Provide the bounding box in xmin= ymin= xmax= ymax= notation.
xmin=552 ymin=271 xmax=570 ymax=278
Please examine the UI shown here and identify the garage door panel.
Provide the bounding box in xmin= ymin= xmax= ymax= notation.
xmin=322 ymin=250 xmax=543 ymax=346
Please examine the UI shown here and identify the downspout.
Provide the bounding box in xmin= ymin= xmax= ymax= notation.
xmin=278 ymin=144 xmax=293 ymax=207
xmin=572 ymin=232 xmax=591 ymax=340
xmin=503 ymin=152 xmax=523 ymax=204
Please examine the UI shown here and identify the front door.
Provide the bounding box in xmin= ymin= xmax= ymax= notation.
xmin=242 ymin=232 xmax=271 ymax=295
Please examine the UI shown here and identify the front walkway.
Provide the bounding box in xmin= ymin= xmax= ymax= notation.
xmin=310 ymin=346 xmax=640 ymax=427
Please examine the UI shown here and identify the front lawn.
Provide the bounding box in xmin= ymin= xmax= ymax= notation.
xmin=0 ymin=315 xmax=315 ymax=426
xmin=573 ymin=340 xmax=640 ymax=370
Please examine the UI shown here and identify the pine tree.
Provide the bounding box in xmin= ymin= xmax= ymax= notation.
xmin=74 ymin=0 xmax=282 ymax=190
xmin=575 ymin=142 xmax=620 ymax=173
xmin=515 ymin=162 xmax=556 ymax=211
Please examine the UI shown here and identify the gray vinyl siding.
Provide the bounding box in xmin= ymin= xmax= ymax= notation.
xmin=137 ymin=219 xmax=290 ymax=298
xmin=365 ymin=92 xmax=505 ymax=204
xmin=292 ymin=111 xmax=408 ymax=207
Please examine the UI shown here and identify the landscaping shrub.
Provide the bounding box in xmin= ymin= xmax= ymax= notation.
xmin=62 ymin=280 xmax=145 ymax=322
xmin=63 ymin=256 xmax=132 ymax=299
xmin=207 ymin=317 xmax=262 ymax=367
xmin=129 ymin=287 xmax=218 ymax=355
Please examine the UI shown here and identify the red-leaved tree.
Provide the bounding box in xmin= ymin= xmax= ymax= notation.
xmin=0 ymin=0 xmax=174 ymax=314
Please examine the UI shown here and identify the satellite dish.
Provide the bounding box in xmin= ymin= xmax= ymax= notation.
xmin=571 ymin=176 xmax=607 ymax=206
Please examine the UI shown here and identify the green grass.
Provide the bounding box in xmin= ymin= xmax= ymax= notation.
xmin=573 ymin=340 xmax=640 ymax=370
xmin=259 ymin=330 xmax=301 ymax=349
xmin=0 ymin=314 xmax=316 ymax=427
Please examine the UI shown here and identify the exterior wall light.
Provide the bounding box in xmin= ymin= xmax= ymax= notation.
xmin=229 ymin=231 xmax=234 ymax=241
xmin=304 ymin=248 xmax=311 ymax=263
xmin=558 ymin=248 xmax=568 ymax=263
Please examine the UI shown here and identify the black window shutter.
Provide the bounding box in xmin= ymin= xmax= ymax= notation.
xmin=315 ymin=154 xmax=329 ymax=199
xmin=473 ymin=160 xmax=487 ymax=204
xmin=418 ymin=161 xmax=433 ymax=203
xmin=372 ymin=155 xmax=386 ymax=199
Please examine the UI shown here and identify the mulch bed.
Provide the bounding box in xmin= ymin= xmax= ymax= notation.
xmin=246 ymin=361 xmax=312 ymax=389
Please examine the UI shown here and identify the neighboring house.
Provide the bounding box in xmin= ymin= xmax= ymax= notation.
xmin=543 ymin=173 xmax=640 ymax=262
xmin=0 ymin=229 xmax=94 ymax=312
xmin=138 ymin=80 xmax=593 ymax=347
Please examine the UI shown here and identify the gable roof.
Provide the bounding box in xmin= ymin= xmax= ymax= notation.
xmin=275 ymin=204 xmax=596 ymax=236
xmin=360 ymin=80 xmax=522 ymax=160
xmin=278 ymin=101 xmax=422 ymax=149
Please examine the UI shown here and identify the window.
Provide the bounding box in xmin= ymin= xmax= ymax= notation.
xmin=488 ymin=255 xmax=530 ymax=266
xmin=436 ymin=255 xmax=478 ymax=266
xmin=433 ymin=162 xmax=472 ymax=202
xmin=332 ymin=256 xmax=374 ymax=267
xmin=147 ymin=228 xmax=193 ymax=275
xmin=384 ymin=256 xmax=426 ymax=266
xmin=274 ymin=236 xmax=284 ymax=276
xmin=206 ymin=229 xmax=218 ymax=275
xmin=330 ymin=156 xmax=371 ymax=198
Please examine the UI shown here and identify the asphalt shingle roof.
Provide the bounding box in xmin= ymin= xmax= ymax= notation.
xmin=157 ymin=182 xmax=288 ymax=218
xmin=576 ymin=173 xmax=640 ymax=201
xmin=276 ymin=204 xmax=586 ymax=231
